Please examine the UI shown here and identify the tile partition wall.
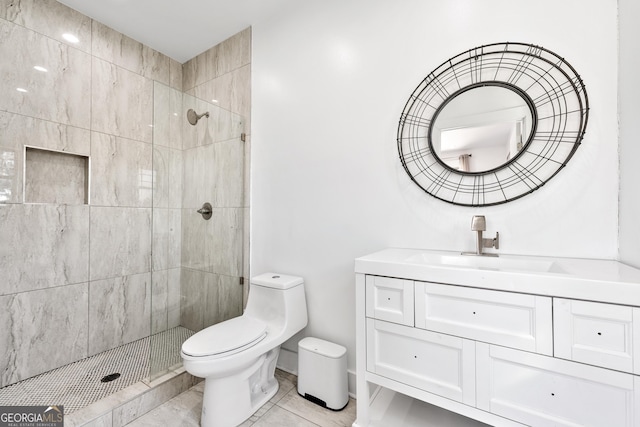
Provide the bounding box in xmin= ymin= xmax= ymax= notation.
xmin=0 ymin=0 xmax=252 ymax=391
xmin=178 ymin=94 xmax=245 ymax=334
xmin=182 ymin=28 xmax=252 ymax=309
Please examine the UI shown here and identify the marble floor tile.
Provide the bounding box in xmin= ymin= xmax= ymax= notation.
xmin=123 ymin=369 xmax=356 ymax=427
xmin=270 ymin=369 xmax=297 ymax=404
xmin=277 ymin=388 xmax=357 ymax=427
xmin=124 ymin=384 xmax=203 ymax=427
xmin=252 ymin=406 xmax=319 ymax=427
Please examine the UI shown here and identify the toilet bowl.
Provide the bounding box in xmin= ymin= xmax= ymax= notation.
xmin=181 ymin=273 xmax=308 ymax=427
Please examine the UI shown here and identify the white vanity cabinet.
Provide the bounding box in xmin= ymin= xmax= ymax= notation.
xmin=415 ymin=282 xmax=552 ymax=355
xmin=553 ymin=298 xmax=640 ymax=374
xmin=365 ymin=276 xmax=414 ymax=326
xmin=477 ymin=343 xmax=640 ymax=427
xmin=366 ymin=318 xmax=476 ymax=405
xmin=355 ymin=249 xmax=640 ymax=427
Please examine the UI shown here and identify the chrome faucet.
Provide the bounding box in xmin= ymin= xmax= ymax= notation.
xmin=462 ymin=215 xmax=499 ymax=257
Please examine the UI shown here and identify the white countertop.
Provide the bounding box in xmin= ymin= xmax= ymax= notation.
xmin=355 ymin=248 xmax=640 ymax=306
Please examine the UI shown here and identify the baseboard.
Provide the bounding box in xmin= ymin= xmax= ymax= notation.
xmin=347 ymin=369 xmax=357 ymax=398
xmin=276 ymin=346 xmax=299 ymax=375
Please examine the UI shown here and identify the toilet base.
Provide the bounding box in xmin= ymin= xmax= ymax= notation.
xmin=200 ymin=347 xmax=280 ymax=427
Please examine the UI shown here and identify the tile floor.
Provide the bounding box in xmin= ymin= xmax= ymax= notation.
xmin=0 ymin=327 xmax=194 ymax=413
xmin=124 ymin=370 xmax=357 ymax=427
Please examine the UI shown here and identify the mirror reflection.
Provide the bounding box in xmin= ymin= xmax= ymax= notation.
xmin=431 ymin=85 xmax=534 ymax=173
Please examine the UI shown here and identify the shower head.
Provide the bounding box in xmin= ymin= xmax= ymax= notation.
xmin=187 ymin=109 xmax=210 ymax=125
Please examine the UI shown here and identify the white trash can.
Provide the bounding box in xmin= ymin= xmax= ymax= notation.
xmin=297 ymin=337 xmax=348 ymax=411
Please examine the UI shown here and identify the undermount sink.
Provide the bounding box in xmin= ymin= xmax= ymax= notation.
xmin=404 ymin=252 xmax=564 ymax=273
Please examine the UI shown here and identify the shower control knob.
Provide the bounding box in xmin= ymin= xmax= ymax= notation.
xmin=197 ymin=202 xmax=212 ymax=220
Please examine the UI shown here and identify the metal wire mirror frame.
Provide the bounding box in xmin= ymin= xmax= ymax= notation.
xmin=397 ymin=42 xmax=589 ymax=207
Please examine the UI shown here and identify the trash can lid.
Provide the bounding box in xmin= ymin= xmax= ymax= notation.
xmin=299 ymin=337 xmax=346 ymax=359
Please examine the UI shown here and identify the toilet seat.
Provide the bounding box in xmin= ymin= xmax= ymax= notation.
xmin=182 ymin=316 xmax=267 ymax=358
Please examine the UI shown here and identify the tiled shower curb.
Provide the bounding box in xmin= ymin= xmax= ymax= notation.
xmin=65 ymin=367 xmax=202 ymax=427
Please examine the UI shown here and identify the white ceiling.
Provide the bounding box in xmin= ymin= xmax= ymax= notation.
xmin=56 ymin=0 xmax=296 ymax=63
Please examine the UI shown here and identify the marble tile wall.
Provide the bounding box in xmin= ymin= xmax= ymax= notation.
xmin=91 ymin=58 xmax=153 ymax=143
xmin=24 ymin=148 xmax=89 ymax=204
xmin=0 ymin=0 xmax=181 ymax=387
xmin=0 ymin=0 xmax=250 ymax=388
xmin=0 ymin=19 xmax=91 ymax=128
xmin=180 ymin=134 xmax=245 ymax=327
xmin=0 ymin=111 xmax=91 ymax=204
xmin=181 ymin=28 xmax=251 ymax=325
xmin=88 ymin=273 xmax=151 ymax=355
xmin=180 ymin=269 xmax=243 ymax=332
xmin=90 ymin=133 xmax=153 ymax=208
xmin=0 ymin=282 xmax=89 ymax=387
xmin=89 ymin=207 xmax=152 ymax=281
xmin=0 ymin=204 xmax=89 ymax=295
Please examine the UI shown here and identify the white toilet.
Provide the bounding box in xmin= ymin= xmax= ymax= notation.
xmin=181 ymin=273 xmax=308 ymax=427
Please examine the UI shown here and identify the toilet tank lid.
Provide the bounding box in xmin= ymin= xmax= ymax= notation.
xmin=251 ymin=273 xmax=303 ymax=289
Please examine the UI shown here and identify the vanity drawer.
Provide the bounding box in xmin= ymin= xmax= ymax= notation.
xmin=415 ymin=282 xmax=552 ymax=354
xmin=554 ymin=298 xmax=640 ymax=374
xmin=476 ymin=343 xmax=640 ymax=427
xmin=366 ymin=318 xmax=476 ymax=405
xmin=365 ymin=275 xmax=414 ymax=326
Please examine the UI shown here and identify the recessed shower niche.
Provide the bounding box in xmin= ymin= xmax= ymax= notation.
xmin=24 ymin=146 xmax=89 ymax=204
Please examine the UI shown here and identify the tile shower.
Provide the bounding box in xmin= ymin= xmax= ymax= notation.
xmin=0 ymin=0 xmax=250 ymax=420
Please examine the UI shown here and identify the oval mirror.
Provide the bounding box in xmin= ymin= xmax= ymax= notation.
xmin=397 ymin=42 xmax=589 ymax=207
xmin=430 ymin=84 xmax=536 ymax=173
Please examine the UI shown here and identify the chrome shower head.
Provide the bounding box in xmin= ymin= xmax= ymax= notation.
xmin=186 ymin=109 xmax=209 ymax=125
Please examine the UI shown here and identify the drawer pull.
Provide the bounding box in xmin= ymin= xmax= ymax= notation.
xmin=597 ymin=332 xmax=602 ymax=336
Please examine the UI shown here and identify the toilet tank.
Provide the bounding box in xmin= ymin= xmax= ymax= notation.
xmin=252 ymin=273 xmax=304 ymax=289
xmin=245 ymin=273 xmax=308 ymax=337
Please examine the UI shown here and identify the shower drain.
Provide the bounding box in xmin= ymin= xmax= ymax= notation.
xmin=100 ymin=373 xmax=121 ymax=383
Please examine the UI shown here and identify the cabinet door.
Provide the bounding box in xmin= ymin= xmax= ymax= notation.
xmin=554 ymin=298 xmax=640 ymax=374
xmin=365 ymin=275 xmax=414 ymax=326
xmin=366 ymin=319 xmax=476 ymax=405
xmin=415 ymin=281 xmax=552 ymax=354
xmin=477 ymin=343 xmax=640 ymax=427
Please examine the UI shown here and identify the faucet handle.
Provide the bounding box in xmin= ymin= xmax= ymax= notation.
xmin=471 ymin=215 xmax=486 ymax=231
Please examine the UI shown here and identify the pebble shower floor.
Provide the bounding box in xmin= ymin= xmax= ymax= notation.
xmin=0 ymin=326 xmax=194 ymax=413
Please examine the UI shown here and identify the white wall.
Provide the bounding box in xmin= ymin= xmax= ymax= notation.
xmin=619 ymin=0 xmax=640 ymax=268
xmin=251 ymin=0 xmax=619 ymax=382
